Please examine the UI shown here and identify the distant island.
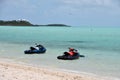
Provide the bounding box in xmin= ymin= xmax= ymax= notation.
xmin=0 ymin=20 xmax=35 ymax=26
xmin=0 ymin=20 xmax=70 ymax=27
xmin=39 ymin=24 xmax=70 ymax=27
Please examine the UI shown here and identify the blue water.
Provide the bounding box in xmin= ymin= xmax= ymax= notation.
xmin=0 ymin=26 xmax=120 ymax=79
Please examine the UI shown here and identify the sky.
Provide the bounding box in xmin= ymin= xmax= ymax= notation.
xmin=0 ymin=0 xmax=120 ymax=26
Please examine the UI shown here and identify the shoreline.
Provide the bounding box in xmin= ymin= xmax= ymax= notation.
xmin=0 ymin=58 xmax=118 ymax=80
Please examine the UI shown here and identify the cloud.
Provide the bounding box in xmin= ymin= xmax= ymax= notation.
xmin=51 ymin=0 xmax=120 ymax=16
xmin=1 ymin=0 xmax=120 ymax=26
xmin=60 ymin=0 xmax=119 ymax=7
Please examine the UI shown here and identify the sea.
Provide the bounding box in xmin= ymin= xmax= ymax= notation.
xmin=0 ymin=26 xmax=120 ymax=79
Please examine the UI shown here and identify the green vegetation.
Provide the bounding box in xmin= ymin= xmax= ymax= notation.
xmin=0 ymin=20 xmax=70 ymax=27
xmin=0 ymin=20 xmax=35 ymax=26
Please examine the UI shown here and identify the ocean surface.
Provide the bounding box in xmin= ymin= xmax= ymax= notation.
xmin=0 ymin=26 xmax=120 ymax=79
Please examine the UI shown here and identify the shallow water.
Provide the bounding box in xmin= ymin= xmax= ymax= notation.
xmin=0 ymin=26 xmax=120 ymax=79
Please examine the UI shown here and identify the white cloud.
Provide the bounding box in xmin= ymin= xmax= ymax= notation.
xmin=53 ymin=0 xmax=120 ymax=16
xmin=60 ymin=0 xmax=119 ymax=7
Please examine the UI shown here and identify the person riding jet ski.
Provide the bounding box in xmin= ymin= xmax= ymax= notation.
xmin=57 ymin=48 xmax=80 ymax=60
xmin=24 ymin=43 xmax=46 ymax=54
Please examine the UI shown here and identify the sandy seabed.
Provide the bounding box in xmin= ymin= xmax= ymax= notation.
xmin=0 ymin=59 xmax=118 ymax=80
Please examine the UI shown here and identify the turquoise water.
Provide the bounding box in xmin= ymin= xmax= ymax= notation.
xmin=0 ymin=26 xmax=120 ymax=79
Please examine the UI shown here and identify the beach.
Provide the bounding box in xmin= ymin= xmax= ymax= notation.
xmin=0 ymin=59 xmax=112 ymax=80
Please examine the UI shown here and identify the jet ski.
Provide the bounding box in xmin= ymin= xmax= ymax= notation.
xmin=57 ymin=53 xmax=80 ymax=60
xmin=24 ymin=44 xmax=46 ymax=54
xmin=24 ymin=48 xmax=46 ymax=54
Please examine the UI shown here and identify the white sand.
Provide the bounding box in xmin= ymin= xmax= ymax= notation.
xmin=0 ymin=59 xmax=114 ymax=80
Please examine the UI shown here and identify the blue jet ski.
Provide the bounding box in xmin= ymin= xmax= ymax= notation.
xmin=24 ymin=44 xmax=46 ymax=54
